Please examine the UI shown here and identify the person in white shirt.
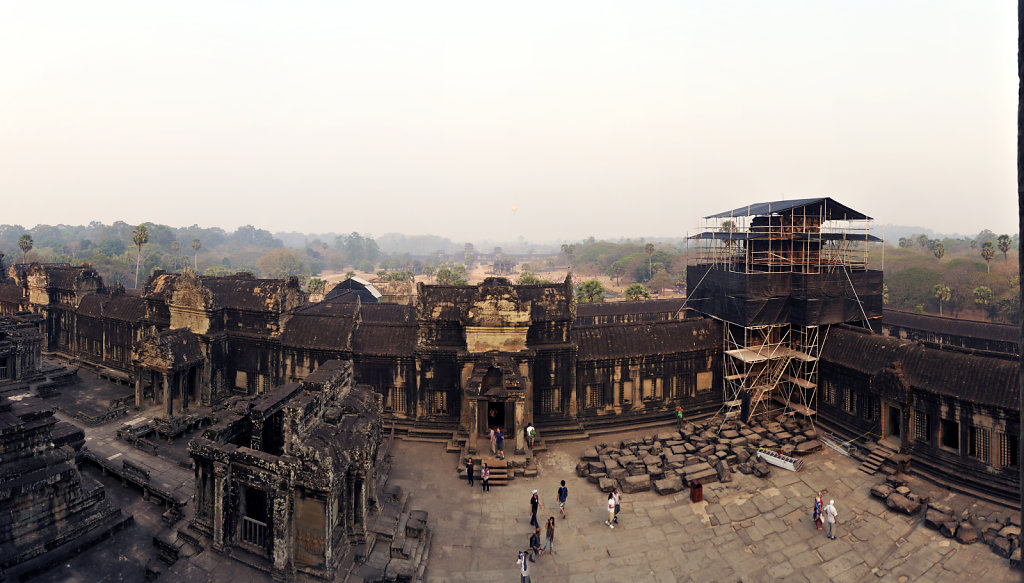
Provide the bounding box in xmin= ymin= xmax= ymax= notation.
xmin=517 ymin=550 xmax=531 ymax=582
xmin=605 ymin=492 xmax=615 ymax=528
xmin=823 ymin=499 xmax=839 ymax=540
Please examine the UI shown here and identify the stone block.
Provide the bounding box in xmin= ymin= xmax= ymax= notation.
xmin=621 ymin=474 xmax=651 ymax=494
xmin=587 ymin=472 xmax=606 ymax=484
xmin=895 ymin=486 xmax=911 ymax=496
xmin=653 ymin=476 xmax=683 ymax=495
xmin=598 ymin=477 xmax=618 ymax=493
xmin=885 ymin=493 xmax=920 ymax=515
xmin=581 ymin=447 xmax=599 ymax=461
xmin=993 ymin=536 xmax=1014 ymax=558
xmin=956 ymin=523 xmax=978 ymax=544
xmin=575 ymin=462 xmax=589 ymax=478
xmin=940 ymin=520 xmax=959 ymax=538
xmin=870 ymin=483 xmax=893 ymax=500
xmin=720 ymin=429 xmax=740 ymax=439
xmin=608 ymin=467 xmax=628 ymax=481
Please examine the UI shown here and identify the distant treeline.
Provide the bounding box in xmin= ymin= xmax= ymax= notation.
xmin=881 ymin=230 xmax=1020 ymax=324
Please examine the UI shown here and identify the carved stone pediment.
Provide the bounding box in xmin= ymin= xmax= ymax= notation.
xmin=870 ymin=363 xmax=912 ymax=405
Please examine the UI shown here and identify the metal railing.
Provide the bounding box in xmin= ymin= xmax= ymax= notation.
xmin=241 ymin=516 xmax=268 ymax=548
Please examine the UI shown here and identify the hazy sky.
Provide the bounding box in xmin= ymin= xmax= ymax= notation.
xmin=1 ymin=2 xmax=1017 ymax=243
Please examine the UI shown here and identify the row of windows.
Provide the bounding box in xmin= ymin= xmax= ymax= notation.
xmin=913 ymin=409 xmax=1018 ymax=468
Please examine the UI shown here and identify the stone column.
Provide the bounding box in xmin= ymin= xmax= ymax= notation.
xmin=212 ymin=462 xmax=228 ymax=552
xmin=467 ymin=399 xmax=478 ymax=455
xmin=162 ymin=372 xmax=172 ymax=418
xmin=181 ymin=368 xmax=189 ymax=412
xmin=271 ymin=491 xmax=291 ymax=580
xmin=514 ymin=401 xmax=525 ymax=454
xmin=134 ymin=369 xmax=142 ymax=408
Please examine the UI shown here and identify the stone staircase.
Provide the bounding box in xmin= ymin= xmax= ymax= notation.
xmin=858 ymin=442 xmax=898 ymax=475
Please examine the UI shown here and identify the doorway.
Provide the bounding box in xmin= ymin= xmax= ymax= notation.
xmin=887 ymin=405 xmax=901 ymax=438
xmin=487 ymin=401 xmax=505 ymax=432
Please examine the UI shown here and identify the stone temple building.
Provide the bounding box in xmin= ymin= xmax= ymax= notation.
xmin=0 ymin=197 xmax=1017 ymax=563
xmin=0 ymin=315 xmax=130 ymax=580
xmin=187 ymin=360 xmax=385 ymax=580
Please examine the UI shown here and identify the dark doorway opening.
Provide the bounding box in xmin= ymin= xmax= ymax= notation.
xmin=887 ymin=405 xmax=901 ymax=437
xmin=487 ymin=401 xmax=505 ymax=432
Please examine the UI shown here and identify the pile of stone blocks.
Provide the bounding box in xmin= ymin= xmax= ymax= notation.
xmin=871 ymin=475 xmax=1022 ymax=565
xmin=575 ymin=416 xmax=817 ymax=495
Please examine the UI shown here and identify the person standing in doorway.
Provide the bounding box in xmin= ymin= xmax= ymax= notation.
xmin=542 ymin=516 xmax=556 ymax=555
xmin=605 ymin=492 xmax=615 ymax=528
xmin=481 ymin=463 xmax=490 ymax=492
xmin=823 ymin=499 xmax=839 ymax=539
xmin=495 ymin=429 xmax=505 ymax=460
xmin=557 ymin=480 xmax=568 ymax=519
xmin=529 ymin=490 xmax=541 ymax=527
xmin=466 ymin=457 xmax=474 ymax=487
xmin=526 ymin=423 xmax=536 ymax=450
xmin=489 ymin=426 xmax=496 ymax=455
xmin=612 ymin=488 xmax=621 ymax=524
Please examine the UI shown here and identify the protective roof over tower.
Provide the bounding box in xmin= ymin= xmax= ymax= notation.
xmin=704 ymin=197 xmax=871 ymax=221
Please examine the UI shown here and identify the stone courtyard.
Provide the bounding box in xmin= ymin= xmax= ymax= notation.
xmin=386 ymin=427 xmax=1020 ymax=583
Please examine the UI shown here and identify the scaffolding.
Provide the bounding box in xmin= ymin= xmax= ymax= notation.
xmin=686 ymin=198 xmax=881 ymax=426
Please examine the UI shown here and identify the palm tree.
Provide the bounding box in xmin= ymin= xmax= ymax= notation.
xmin=192 ymin=238 xmax=202 ymax=270
xmin=931 ymin=241 xmax=944 ymax=261
xmin=132 ymin=224 xmax=149 ymax=288
xmin=170 ymin=241 xmax=181 ymax=270
xmin=997 ymin=234 xmax=1012 ymax=262
xmin=981 ymin=242 xmax=995 ymax=273
xmin=17 ymin=234 xmax=33 ymax=264
xmin=933 ymin=284 xmax=950 ymax=316
xmin=973 ymin=286 xmax=993 ymax=319
xmin=574 ymin=279 xmax=605 ymax=303
xmin=644 ymin=243 xmax=655 ymax=281
xmin=624 ymin=283 xmax=651 ymax=301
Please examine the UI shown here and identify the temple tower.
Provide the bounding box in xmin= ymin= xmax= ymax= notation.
xmin=686 ymin=198 xmax=883 ymax=424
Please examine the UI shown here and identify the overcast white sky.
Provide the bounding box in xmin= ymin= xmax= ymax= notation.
xmin=1 ymin=1 xmax=1017 ymax=243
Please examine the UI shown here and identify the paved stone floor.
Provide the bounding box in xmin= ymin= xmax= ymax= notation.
xmin=387 ymin=427 xmax=1020 ymax=583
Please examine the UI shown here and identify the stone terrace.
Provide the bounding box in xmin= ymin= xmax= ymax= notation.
xmin=387 ymin=427 xmax=1020 ymax=583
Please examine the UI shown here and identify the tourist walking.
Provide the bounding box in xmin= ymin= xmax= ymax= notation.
xmin=465 ymin=457 xmax=474 ymax=487
xmin=542 ymin=516 xmax=556 ymax=555
xmin=529 ymin=527 xmax=542 ymax=562
xmin=557 ymin=480 xmax=568 ymax=519
xmin=529 ymin=490 xmax=541 ymax=527
xmin=823 ymin=499 xmax=839 ymax=539
xmin=526 ymin=423 xmax=536 ymax=450
xmin=605 ymin=492 xmax=615 ymax=528
xmin=489 ymin=427 xmax=496 ymax=455
xmin=481 ymin=463 xmax=490 ymax=492
xmin=517 ymin=550 xmax=531 ymax=582
xmin=495 ymin=429 xmax=505 ymax=460
xmin=812 ymin=492 xmax=823 ymax=530
xmin=612 ymin=488 xmax=621 ymax=524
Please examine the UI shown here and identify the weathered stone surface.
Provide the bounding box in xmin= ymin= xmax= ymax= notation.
xmin=576 ymin=462 xmax=589 ymax=478
xmin=653 ymin=476 xmax=683 ymax=495
xmin=895 ymin=486 xmax=911 ymax=496
xmin=956 ymin=522 xmax=978 ymax=544
xmin=751 ymin=460 xmax=771 ymax=478
xmin=581 ymin=447 xmax=599 ymax=461
xmin=714 ymin=460 xmax=732 ymax=483
xmin=940 ymin=520 xmax=959 ymax=538
xmin=598 ymin=477 xmax=618 ymax=493
xmin=993 ymin=536 xmax=1014 ymax=558
xmin=998 ymin=525 xmax=1021 ymax=539
xmin=924 ymin=509 xmax=948 ymax=530
xmin=870 ymin=483 xmax=893 ymax=500
xmin=886 ymin=493 xmax=921 ymax=515
xmin=608 ymin=467 xmax=628 ymax=481
xmin=621 ymin=474 xmax=651 ymax=494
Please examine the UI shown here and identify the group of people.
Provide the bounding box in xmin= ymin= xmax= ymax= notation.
xmin=464 ymin=457 xmax=492 ymax=491
xmin=488 ymin=427 xmax=506 ymax=460
xmin=812 ymin=492 xmax=839 ymax=539
xmin=517 ymin=480 xmax=571 ymax=581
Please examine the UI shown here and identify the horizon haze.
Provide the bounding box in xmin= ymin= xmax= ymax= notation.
xmin=1 ymin=2 xmax=1016 ymax=241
